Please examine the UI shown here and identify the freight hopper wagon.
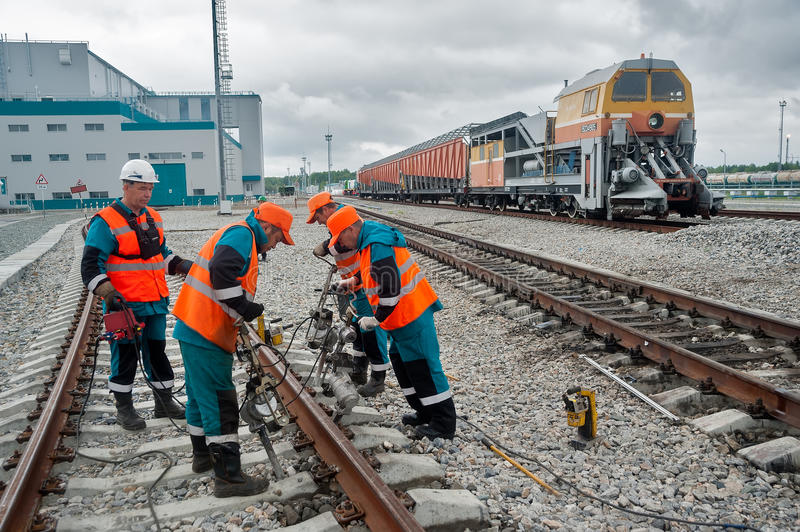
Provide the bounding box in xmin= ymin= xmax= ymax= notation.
xmin=359 ymin=57 xmax=724 ymax=219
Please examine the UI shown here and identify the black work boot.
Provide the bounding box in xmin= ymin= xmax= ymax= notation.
xmin=414 ymin=397 xmax=457 ymax=440
xmin=153 ymin=388 xmax=186 ymax=419
xmin=208 ymin=442 xmax=269 ymax=498
xmin=357 ymin=370 xmax=386 ymax=397
xmin=190 ymin=435 xmax=212 ymax=473
xmin=350 ymin=356 xmax=368 ymax=385
xmin=402 ymin=410 xmax=431 ymax=426
xmin=113 ymin=391 xmax=146 ymax=431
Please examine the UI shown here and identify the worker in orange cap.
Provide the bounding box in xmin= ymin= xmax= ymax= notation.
xmin=326 ymin=206 xmax=456 ymax=440
xmin=306 ymin=191 xmax=390 ymax=396
xmin=172 ymin=202 xmax=294 ymax=497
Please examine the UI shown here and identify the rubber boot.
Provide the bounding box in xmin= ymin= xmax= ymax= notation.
xmin=209 ymin=442 xmax=269 ymax=498
xmin=113 ymin=391 xmax=146 ymax=431
xmin=350 ymin=356 xmax=368 ymax=386
xmin=191 ymin=435 xmax=212 ymax=473
xmin=414 ymin=397 xmax=457 ymax=440
xmin=153 ymin=387 xmax=186 ymax=419
xmin=357 ymin=370 xmax=386 ymax=397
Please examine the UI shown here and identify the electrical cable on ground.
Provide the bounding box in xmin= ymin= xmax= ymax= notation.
xmin=457 ymin=415 xmax=763 ymax=532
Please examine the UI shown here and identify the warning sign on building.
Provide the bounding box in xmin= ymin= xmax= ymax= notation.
xmin=35 ymin=174 xmax=48 ymax=185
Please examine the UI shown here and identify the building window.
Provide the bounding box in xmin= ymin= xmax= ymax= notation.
xmin=11 ymin=154 xmax=32 ymax=162
xmin=47 ymin=123 xmax=67 ymax=132
xmin=179 ymin=97 xmax=189 ymax=120
xmin=86 ymin=153 xmax=106 ymax=161
xmin=128 ymin=152 xmax=141 ymax=160
xmin=49 ymin=153 xmax=70 ymax=162
xmin=193 ymin=188 xmax=205 ymax=195
xmin=191 ymin=151 xmax=204 ymax=159
xmin=90 ymin=191 xmax=109 ymax=198
xmin=8 ymin=124 xmax=29 ymax=132
xmin=52 ymin=192 xmax=72 ymax=199
xmin=15 ymin=193 xmax=35 ymax=201
xmin=84 ymin=123 xmax=105 ymax=131
xmin=148 ymin=152 xmax=182 ymax=160
xmin=201 ymin=98 xmax=211 ymax=120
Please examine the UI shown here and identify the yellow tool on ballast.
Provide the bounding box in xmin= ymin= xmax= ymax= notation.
xmin=562 ymin=386 xmax=597 ymax=447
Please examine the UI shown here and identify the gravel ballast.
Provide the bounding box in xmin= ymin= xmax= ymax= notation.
xmin=0 ymin=203 xmax=796 ymax=531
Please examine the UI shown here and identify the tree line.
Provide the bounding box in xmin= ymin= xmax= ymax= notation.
xmin=261 ymin=169 xmax=357 ymax=193
xmin=707 ymin=162 xmax=800 ymax=173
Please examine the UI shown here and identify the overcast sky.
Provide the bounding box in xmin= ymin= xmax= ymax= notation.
xmin=5 ymin=0 xmax=800 ymax=177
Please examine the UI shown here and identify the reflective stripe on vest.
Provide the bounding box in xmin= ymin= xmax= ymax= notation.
xmin=172 ymin=221 xmax=258 ymax=352
xmin=329 ymin=243 xmax=362 ymax=289
xmin=360 ymin=245 xmax=438 ymax=330
xmin=96 ymin=204 xmax=169 ymax=302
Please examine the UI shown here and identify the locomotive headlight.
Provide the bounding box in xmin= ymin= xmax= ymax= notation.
xmin=648 ymin=113 xmax=664 ymax=130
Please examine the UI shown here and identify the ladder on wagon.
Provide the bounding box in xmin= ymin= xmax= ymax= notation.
xmin=543 ymin=114 xmax=556 ymax=184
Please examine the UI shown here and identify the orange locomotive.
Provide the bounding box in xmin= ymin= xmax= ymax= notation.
xmin=358 ymin=56 xmax=724 ymax=219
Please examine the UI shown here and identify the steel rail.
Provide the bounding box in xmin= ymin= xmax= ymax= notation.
xmin=406 ymin=238 xmax=800 ymax=429
xmin=351 ymin=198 xmax=699 ymax=233
xmin=0 ymin=291 xmax=96 ymax=531
xmin=357 ymin=208 xmax=800 ymax=344
xmin=718 ymin=209 xmax=800 ymax=221
xmin=244 ymin=325 xmax=422 ymax=532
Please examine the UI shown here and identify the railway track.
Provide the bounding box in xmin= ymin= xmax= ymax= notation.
xmin=717 ymin=209 xmax=800 ymax=221
xmin=354 ymin=206 xmax=800 ymax=471
xmin=352 ymin=197 xmax=702 ymax=234
xmin=0 ymin=244 xmax=488 ymax=530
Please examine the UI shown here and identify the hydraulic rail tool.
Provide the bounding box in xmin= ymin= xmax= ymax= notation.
xmin=563 ymin=385 xmax=597 ymax=450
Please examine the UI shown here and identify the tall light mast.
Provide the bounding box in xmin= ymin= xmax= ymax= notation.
xmin=325 ymin=127 xmax=333 ymax=192
xmin=778 ymin=100 xmax=787 ymax=171
xmin=212 ymin=0 xmax=234 ymax=205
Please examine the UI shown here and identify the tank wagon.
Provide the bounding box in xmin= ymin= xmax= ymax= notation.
xmin=358 ymin=56 xmax=724 ymax=219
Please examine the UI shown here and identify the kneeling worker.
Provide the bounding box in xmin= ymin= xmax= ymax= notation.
xmin=172 ymin=202 xmax=294 ymax=497
xmin=326 ymin=206 xmax=456 ymax=439
xmin=306 ymin=191 xmax=390 ymax=396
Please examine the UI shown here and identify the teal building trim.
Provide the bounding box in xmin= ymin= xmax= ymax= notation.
xmin=223 ymin=131 xmax=242 ymax=149
xmin=242 ymin=175 xmax=261 ymax=182
xmin=121 ymin=121 xmax=215 ymax=131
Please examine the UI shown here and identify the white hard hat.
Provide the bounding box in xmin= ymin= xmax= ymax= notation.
xmin=119 ymin=159 xmax=159 ymax=183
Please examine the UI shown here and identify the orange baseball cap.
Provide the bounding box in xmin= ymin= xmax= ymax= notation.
xmin=253 ymin=202 xmax=295 ymax=245
xmin=306 ymin=191 xmax=334 ymax=224
xmin=326 ymin=205 xmax=362 ymax=247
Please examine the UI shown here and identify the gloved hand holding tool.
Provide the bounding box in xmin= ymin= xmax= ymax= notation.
xmin=331 ymin=277 xmax=358 ymax=295
xmin=95 ymin=281 xmax=126 ymax=310
xmin=241 ymin=301 xmax=264 ymax=322
xmin=312 ymin=242 xmax=328 ymax=257
xmin=358 ymin=316 xmax=380 ymax=331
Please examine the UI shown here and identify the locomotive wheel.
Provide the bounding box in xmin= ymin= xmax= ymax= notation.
xmin=487 ymin=196 xmax=496 ymax=211
xmin=566 ymin=202 xmax=578 ymax=218
xmin=498 ymin=200 xmax=506 ymax=211
xmin=548 ymin=206 xmax=558 ymax=216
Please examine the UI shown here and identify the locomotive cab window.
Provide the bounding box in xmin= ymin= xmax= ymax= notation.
xmin=582 ymin=87 xmax=599 ymax=114
xmin=651 ymin=71 xmax=685 ymax=101
xmin=611 ymin=71 xmax=646 ymax=102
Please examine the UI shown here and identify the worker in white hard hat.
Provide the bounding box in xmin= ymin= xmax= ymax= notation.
xmin=81 ymin=159 xmax=191 ymax=430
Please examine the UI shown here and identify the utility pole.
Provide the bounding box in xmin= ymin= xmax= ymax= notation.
xmin=301 ymin=156 xmax=307 ymax=192
xmin=719 ymin=148 xmax=726 ymax=181
xmin=778 ymin=100 xmax=787 ymax=171
xmin=786 ymin=134 xmax=791 ymax=166
xmin=325 ymin=127 xmax=333 ymax=193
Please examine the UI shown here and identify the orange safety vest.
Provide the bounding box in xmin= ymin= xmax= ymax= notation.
xmin=360 ymin=246 xmax=438 ymax=330
xmin=96 ymin=204 xmax=169 ymax=302
xmin=328 ymin=243 xmax=362 ymax=289
xmin=173 ymin=221 xmax=258 ymax=352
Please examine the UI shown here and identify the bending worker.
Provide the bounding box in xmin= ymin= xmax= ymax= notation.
xmin=306 ymin=191 xmax=390 ymax=397
xmin=172 ymin=202 xmax=294 ymax=498
xmin=81 ymin=159 xmax=189 ymax=431
xmin=326 ymin=206 xmax=456 ymax=440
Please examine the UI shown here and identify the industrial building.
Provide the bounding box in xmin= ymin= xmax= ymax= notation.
xmin=0 ymin=38 xmax=264 ymax=209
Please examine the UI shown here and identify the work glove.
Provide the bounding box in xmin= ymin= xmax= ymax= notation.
xmin=331 ymin=277 xmax=358 ymax=295
xmin=312 ymin=242 xmax=328 ymax=257
xmin=177 ymin=260 xmax=193 ymax=275
xmin=358 ymin=316 xmax=380 ymax=331
xmin=94 ymin=282 xmax=125 ymax=311
xmin=241 ymin=301 xmax=264 ymax=322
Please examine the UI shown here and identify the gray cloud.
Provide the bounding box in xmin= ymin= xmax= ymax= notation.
xmin=5 ymin=0 xmax=799 ymax=175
